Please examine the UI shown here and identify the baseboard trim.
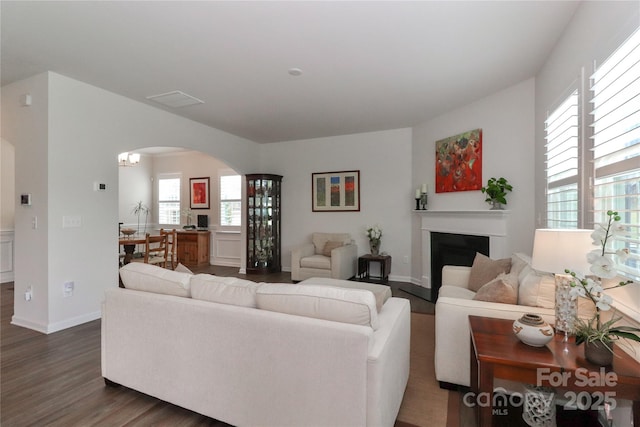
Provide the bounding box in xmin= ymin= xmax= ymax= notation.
xmin=12 ymin=310 xmax=101 ymax=334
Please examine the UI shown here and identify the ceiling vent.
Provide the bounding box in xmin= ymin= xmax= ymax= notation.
xmin=146 ymin=90 xmax=204 ymax=108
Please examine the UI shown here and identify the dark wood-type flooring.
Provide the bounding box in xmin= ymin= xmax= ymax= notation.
xmin=1 ymin=267 xmax=434 ymax=426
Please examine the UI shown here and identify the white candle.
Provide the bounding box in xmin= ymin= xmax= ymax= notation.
xmin=421 ymin=183 xmax=428 ymax=193
xmin=415 ymin=189 xmax=421 ymax=198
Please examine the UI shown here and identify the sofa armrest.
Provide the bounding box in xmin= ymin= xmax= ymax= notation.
xmin=442 ymin=265 xmax=472 ymax=289
xmin=434 ymin=294 xmax=555 ymax=387
xmin=291 ymin=243 xmax=315 ymax=280
xmin=330 ymin=243 xmax=358 ymax=279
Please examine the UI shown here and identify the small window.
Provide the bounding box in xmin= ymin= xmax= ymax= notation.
xmin=158 ymin=176 xmax=181 ymax=225
xmin=220 ymin=173 xmax=241 ymax=227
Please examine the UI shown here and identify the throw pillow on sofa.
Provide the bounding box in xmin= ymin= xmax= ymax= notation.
xmin=256 ymin=283 xmax=379 ymax=330
xmin=468 ymin=253 xmax=512 ymax=292
xmin=322 ymin=241 xmax=344 ymax=257
xmin=517 ymin=265 xmax=555 ymax=308
xmin=472 ymin=273 xmax=517 ymax=304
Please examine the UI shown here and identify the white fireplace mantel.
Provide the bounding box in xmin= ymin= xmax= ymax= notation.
xmin=416 ymin=210 xmax=511 ymax=289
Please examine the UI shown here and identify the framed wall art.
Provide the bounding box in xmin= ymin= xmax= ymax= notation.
xmin=435 ymin=128 xmax=483 ymax=193
xmin=312 ymin=170 xmax=360 ymax=212
xmin=190 ymin=177 xmax=210 ymax=209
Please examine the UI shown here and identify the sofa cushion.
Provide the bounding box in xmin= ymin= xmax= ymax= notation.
xmin=518 ymin=266 xmax=555 ymax=308
xmin=119 ymin=262 xmax=191 ymax=297
xmin=322 ymin=241 xmax=344 ymax=257
xmin=468 ymin=253 xmax=512 ymax=292
xmin=300 ymin=254 xmax=331 ymax=269
xmin=299 ymin=277 xmax=391 ymax=312
xmin=190 ymin=274 xmax=261 ymax=308
xmin=473 ymin=274 xmax=517 ymax=304
xmin=256 ymin=283 xmax=379 ymax=329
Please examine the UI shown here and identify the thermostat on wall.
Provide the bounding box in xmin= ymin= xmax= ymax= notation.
xmin=93 ymin=182 xmax=107 ymax=191
xmin=21 ymin=194 xmax=32 ymax=205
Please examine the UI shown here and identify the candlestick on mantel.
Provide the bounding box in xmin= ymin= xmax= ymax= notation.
xmin=421 ymin=183 xmax=428 ymax=193
xmin=415 ymin=188 xmax=421 ymax=199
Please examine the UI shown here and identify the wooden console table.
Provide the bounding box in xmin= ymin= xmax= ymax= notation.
xmin=177 ymin=230 xmax=210 ymax=267
xmin=469 ymin=315 xmax=640 ymax=427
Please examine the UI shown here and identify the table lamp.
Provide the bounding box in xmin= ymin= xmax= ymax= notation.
xmin=531 ymin=229 xmax=593 ymax=336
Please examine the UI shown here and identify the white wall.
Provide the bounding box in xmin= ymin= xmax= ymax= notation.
xmin=261 ymin=128 xmax=413 ymax=281
xmin=1 ymin=73 xmax=50 ymax=328
xmin=2 ymin=71 xmax=259 ymax=333
xmin=411 ymin=79 xmax=536 ymax=282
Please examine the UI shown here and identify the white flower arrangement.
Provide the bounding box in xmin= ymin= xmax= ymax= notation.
xmin=565 ymin=210 xmax=638 ymax=351
xmin=366 ymin=224 xmax=382 ymax=243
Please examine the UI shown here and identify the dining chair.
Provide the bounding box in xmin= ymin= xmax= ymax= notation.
xmin=131 ymin=233 xmax=169 ymax=268
xmin=160 ymin=228 xmax=178 ymax=270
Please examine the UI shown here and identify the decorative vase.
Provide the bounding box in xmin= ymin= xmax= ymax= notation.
xmin=584 ymin=340 xmax=614 ymax=366
xmin=513 ymin=314 xmax=554 ymax=347
xmin=490 ymin=200 xmax=504 ymax=210
xmin=554 ymin=275 xmax=577 ymax=335
xmin=369 ymin=239 xmax=380 ymax=256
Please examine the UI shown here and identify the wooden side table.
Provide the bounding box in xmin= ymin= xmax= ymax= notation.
xmin=469 ymin=315 xmax=640 ymax=427
xmin=357 ymin=254 xmax=391 ymax=283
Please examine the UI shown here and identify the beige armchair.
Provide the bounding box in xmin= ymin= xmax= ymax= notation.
xmin=291 ymin=233 xmax=358 ymax=282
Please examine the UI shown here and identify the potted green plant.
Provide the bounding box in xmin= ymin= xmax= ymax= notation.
xmin=132 ymin=201 xmax=150 ymax=234
xmin=566 ymin=211 xmax=639 ymax=365
xmin=480 ymin=177 xmax=513 ymax=210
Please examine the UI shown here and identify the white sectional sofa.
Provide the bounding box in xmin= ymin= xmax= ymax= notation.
xmin=434 ymin=253 xmax=559 ymax=388
xmin=103 ymin=263 xmax=410 ymax=427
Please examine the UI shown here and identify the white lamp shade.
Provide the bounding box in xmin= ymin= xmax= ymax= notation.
xmin=531 ymin=229 xmax=593 ymax=276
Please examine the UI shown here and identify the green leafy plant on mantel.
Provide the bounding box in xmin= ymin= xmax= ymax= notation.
xmin=480 ymin=177 xmax=513 ymax=209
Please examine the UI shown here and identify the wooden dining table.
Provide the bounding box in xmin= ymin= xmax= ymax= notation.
xmin=119 ymin=234 xmax=148 ymax=264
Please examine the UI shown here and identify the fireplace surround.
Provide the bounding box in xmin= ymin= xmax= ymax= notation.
xmin=418 ymin=210 xmax=511 ymax=302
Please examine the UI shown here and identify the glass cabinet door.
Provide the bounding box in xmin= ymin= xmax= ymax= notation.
xmin=246 ymin=174 xmax=282 ymax=273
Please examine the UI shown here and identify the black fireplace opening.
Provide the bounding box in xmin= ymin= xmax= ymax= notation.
xmin=429 ymin=232 xmax=489 ymax=302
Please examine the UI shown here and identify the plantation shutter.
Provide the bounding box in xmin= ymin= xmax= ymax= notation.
xmin=544 ymin=90 xmax=580 ymax=228
xmin=590 ymin=28 xmax=640 ymax=279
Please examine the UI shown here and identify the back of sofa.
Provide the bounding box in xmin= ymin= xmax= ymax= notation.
xmin=102 ymin=288 xmax=375 ymax=427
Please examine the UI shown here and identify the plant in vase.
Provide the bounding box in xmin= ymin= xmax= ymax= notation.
xmin=132 ymin=201 xmax=150 ymax=234
xmin=565 ymin=211 xmax=639 ymax=365
xmin=480 ymin=177 xmax=513 ymax=210
xmin=182 ymin=208 xmax=196 ymax=229
xmin=366 ymin=224 xmax=382 ymax=256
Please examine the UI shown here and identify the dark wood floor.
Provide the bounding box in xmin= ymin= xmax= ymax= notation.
xmin=1 ymin=268 xmax=433 ymax=426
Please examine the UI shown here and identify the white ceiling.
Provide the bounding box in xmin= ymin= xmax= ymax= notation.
xmin=1 ymin=1 xmax=580 ymax=143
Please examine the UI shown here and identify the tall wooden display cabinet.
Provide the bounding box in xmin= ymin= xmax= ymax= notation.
xmin=246 ymin=174 xmax=282 ymax=273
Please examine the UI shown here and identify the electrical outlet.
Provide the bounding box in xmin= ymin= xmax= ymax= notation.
xmin=25 ymin=286 xmax=32 ymax=301
xmin=63 ymin=281 xmax=74 ymax=297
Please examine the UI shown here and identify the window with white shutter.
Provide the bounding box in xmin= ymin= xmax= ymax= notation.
xmin=544 ymin=90 xmax=580 ymax=228
xmin=590 ymin=28 xmax=640 ymax=279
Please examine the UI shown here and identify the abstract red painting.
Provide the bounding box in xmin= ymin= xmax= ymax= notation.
xmin=435 ymin=129 xmax=482 ymax=193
